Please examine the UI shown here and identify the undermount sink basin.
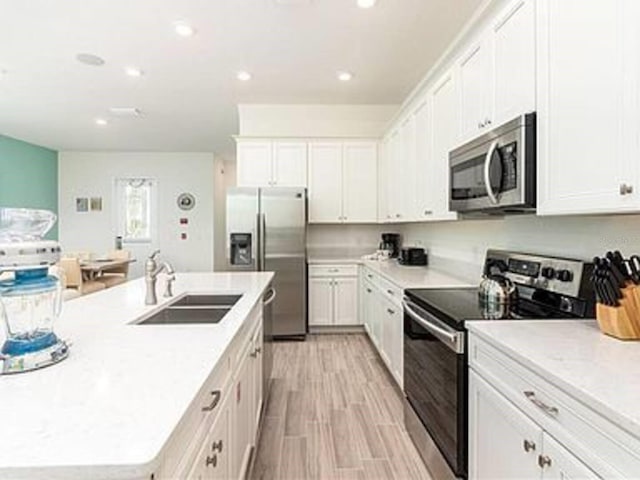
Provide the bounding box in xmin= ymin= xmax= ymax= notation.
xmin=136 ymin=294 xmax=241 ymax=325
xmin=137 ymin=306 xmax=231 ymax=325
xmin=170 ymin=294 xmax=241 ymax=308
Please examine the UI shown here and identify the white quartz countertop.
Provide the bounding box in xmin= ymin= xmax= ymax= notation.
xmin=361 ymin=259 xmax=476 ymax=290
xmin=307 ymin=246 xmax=374 ymax=264
xmin=0 ymin=272 xmax=273 ymax=480
xmin=468 ymin=320 xmax=640 ymax=439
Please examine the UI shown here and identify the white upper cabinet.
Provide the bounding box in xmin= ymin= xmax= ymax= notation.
xmin=272 ymin=141 xmax=308 ymax=187
xmin=429 ymin=69 xmax=460 ymax=219
xmin=237 ymin=140 xmax=307 ymax=188
xmin=458 ymin=0 xmax=535 ymax=143
xmin=308 ymin=142 xmax=344 ymax=223
xmin=537 ymin=0 xmax=640 ymax=215
xmin=236 ymin=141 xmax=273 ymax=187
xmin=308 ymin=140 xmax=378 ymax=224
xmin=342 ymin=142 xmax=378 ymax=223
xmin=492 ymin=0 xmax=536 ymax=125
xmin=413 ymin=97 xmax=436 ymax=221
xmin=459 ymin=39 xmax=493 ymax=141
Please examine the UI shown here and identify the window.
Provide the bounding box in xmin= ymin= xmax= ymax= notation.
xmin=115 ymin=178 xmax=155 ymax=243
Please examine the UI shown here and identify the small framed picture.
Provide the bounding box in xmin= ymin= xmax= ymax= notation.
xmin=90 ymin=197 xmax=103 ymax=212
xmin=76 ymin=197 xmax=89 ymax=213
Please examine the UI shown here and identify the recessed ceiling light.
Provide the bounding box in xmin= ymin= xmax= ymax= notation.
xmin=174 ymin=22 xmax=196 ymax=37
xmin=237 ymin=71 xmax=252 ymax=81
xmin=109 ymin=107 xmax=142 ymax=117
xmin=357 ymin=0 xmax=377 ymax=7
xmin=76 ymin=53 xmax=105 ymax=66
xmin=337 ymin=71 xmax=353 ymax=82
xmin=95 ymin=118 xmax=108 ymax=126
xmin=125 ymin=67 xmax=144 ymax=77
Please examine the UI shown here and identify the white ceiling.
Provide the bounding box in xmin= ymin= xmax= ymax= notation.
xmin=0 ymin=0 xmax=482 ymax=156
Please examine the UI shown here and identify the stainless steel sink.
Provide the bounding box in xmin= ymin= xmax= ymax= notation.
xmin=136 ymin=294 xmax=241 ymax=325
xmin=137 ymin=306 xmax=231 ymax=325
xmin=170 ymin=294 xmax=241 ymax=307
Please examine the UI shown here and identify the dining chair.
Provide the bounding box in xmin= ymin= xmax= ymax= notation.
xmin=58 ymin=257 xmax=106 ymax=295
xmin=98 ymin=250 xmax=131 ymax=288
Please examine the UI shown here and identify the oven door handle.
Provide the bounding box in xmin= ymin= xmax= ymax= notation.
xmin=483 ymin=140 xmax=500 ymax=205
xmin=403 ymin=299 xmax=465 ymax=354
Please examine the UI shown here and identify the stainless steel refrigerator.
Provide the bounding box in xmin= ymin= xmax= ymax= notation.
xmin=226 ymin=187 xmax=307 ymax=338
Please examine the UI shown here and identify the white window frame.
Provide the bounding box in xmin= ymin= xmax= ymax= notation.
xmin=114 ymin=177 xmax=157 ymax=245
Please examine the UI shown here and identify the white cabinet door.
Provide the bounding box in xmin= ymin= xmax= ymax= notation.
xmin=389 ymin=302 xmax=403 ymax=388
xmin=413 ymin=97 xmax=436 ymax=221
xmin=250 ymin=324 xmax=264 ymax=439
xmin=385 ymin=130 xmax=400 ymax=222
xmin=237 ymin=141 xmax=273 ymax=187
xmin=377 ymin=138 xmax=390 ymax=222
xmin=379 ymin=297 xmax=395 ymax=369
xmin=429 ymin=69 xmax=459 ymax=219
xmin=541 ymin=433 xmax=600 ymax=480
xmin=273 ymin=141 xmax=307 ymax=187
xmin=458 ymin=39 xmax=492 ymax=141
xmin=308 ymin=142 xmax=344 ymax=223
xmin=333 ymin=277 xmax=359 ymax=326
xmin=469 ymin=371 xmax=543 ymax=480
xmin=400 ymin=115 xmax=417 ymax=221
xmin=188 ymin=391 xmax=231 ymax=480
xmin=363 ymin=281 xmax=378 ymax=345
xmin=231 ymin=344 xmax=253 ymax=480
xmin=342 ymin=142 xmax=378 ymax=223
xmin=308 ymin=277 xmax=334 ymax=326
xmin=492 ymin=0 xmax=536 ymax=126
xmin=537 ymin=0 xmax=640 ymax=215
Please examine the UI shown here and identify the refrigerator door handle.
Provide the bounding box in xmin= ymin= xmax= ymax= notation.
xmin=256 ymin=213 xmax=262 ymax=271
xmin=261 ymin=213 xmax=266 ymax=271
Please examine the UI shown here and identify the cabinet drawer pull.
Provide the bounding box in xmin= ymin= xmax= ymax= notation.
xmin=424 ymin=210 xmax=433 ymax=215
xmin=537 ymin=455 xmax=552 ymax=469
xmin=206 ymin=454 xmax=218 ymax=468
xmin=620 ymin=183 xmax=634 ymax=195
xmin=367 ymin=274 xmax=373 ymax=279
xmin=202 ymin=390 xmax=222 ymax=412
xmin=523 ymin=391 xmax=559 ymax=417
xmin=387 ymin=289 xmax=394 ymax=295
xmin=329 ymin=269 xmax=339 ymax=273
xmin=212 ymin=440 xmax=223 ymax=453
xmin=366 ymin=288 xmax=372 ymax=293
xmin=523 ymin=439 xmax=536 ymax=452
xmin=255 ymin=346 xmax=262 ymax=355
xmin=387 ymin=308 xmax=395 ymax=315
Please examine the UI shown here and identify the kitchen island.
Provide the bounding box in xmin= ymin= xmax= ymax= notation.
xmin=0 ymin=272 xmax=273 ymax=480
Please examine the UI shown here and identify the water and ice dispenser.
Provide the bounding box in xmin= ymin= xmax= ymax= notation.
xmin=230 ymin=233 xmax=252 ymax=266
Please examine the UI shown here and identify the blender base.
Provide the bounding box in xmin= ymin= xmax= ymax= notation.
xmin=1 ymin=340 xmax=69 ymax=374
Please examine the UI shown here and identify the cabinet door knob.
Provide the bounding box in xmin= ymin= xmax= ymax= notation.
xmin=395 ymin=214 xmax=401 ymax=218
xmin=212 ymin=440 xmax=223 ymax=453
xmin=620 ymin=183 xmax=634 ymax=195
xmin=424 ymin=210 xmax=433 ymax=215
xmin=387 ymin=308 xmax=395 ymax=315
xmin=206 ymin=454 xmax=218 ymax=468
xmin=485 ymin=118 xmax=492 ymax=126
xmin=366 ymin=288 xmax=372 ymax=293
xmin=387 ymin=289 xmax=394 ymax=296
xmin=523 ymin=439 xmax=536 ymax=452
xmin=537 ymin=455 xmax=552 ymax=469
xmin=478 ymin=121 xmax=484 ymax=129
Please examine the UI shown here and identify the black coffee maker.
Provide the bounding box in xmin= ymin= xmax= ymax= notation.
xmin=380 ymin=233 xmax=401 ymax=258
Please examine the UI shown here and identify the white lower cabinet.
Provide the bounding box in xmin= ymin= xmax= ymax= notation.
xmin=157 ymin=304 xmax=264 ymax=480
xmin=309 ymin=265 xmax=359 ymax=327
xmin=359 ymin=266 xmax=403 ymax=389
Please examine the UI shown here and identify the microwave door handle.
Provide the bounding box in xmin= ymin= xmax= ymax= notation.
xmin=402 ymin=299 xmax=464 ymax=354
xmin=483 ymin=140 xmax=500 ymax=205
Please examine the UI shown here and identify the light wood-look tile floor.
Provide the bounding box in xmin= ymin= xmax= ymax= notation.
xmin=249 ymin=334 xmax=433 ymax=480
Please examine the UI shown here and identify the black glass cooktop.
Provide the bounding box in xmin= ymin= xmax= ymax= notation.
xmin=405 ymin=287 xmax=577 ymax=331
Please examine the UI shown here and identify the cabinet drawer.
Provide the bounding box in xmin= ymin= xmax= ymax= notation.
xmin=470 ymin=334 xmax=640 ymax=478
xmin=377 ymin=275 xmax=403 ymax=305
xmin=309 ymin=264 xmax=358 ymax=277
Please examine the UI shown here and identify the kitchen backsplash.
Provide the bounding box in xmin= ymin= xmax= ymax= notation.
xmin=307 ymin=224 xmax=394 ymax=250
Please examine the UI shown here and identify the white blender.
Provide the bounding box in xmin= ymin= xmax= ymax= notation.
xmin=0 ymin=208 xmax=68 ymax=374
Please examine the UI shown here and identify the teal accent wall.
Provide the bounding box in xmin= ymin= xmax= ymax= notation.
xmin=0 ymin=135 xmax=58 ymax=239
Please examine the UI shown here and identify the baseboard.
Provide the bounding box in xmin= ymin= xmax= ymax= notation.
xmin=308 ymin=325 xmax=366 ymax=334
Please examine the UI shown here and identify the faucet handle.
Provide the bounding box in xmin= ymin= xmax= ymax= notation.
xmin=149 ymin=249 xmax=161 ymax=260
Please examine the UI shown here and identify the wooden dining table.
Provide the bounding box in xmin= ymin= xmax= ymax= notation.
xmin=80 ymin=258 xmax=136 ymax=281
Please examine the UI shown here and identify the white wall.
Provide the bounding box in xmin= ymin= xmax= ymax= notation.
xmin=58 ymin=152 xmax=215 ymax=277
xmin=401 ymin=214 xmax=640 ymax=278
xmin=238 ymin=104 xmax=398 ymax=138
xmin=213 ymin=160 xmax=237 ymax=270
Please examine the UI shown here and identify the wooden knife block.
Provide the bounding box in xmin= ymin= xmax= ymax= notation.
xmin=596 ymin=288 xmax=640 ymax=340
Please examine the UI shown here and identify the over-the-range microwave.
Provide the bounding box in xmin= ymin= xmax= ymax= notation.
xmin=449 ymin=113 xmax=536 ymax=214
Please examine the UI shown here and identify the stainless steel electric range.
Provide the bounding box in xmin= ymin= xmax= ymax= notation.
xmin=402 ymin=250 xmax=595 ymax=479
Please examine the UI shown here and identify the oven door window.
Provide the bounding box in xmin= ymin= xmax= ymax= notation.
xmin=404 ymin=312 xmax=466 ymax=476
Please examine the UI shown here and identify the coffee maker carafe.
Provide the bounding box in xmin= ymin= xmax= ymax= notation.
xmin=380 ymin=233 xmax=401 ymax=258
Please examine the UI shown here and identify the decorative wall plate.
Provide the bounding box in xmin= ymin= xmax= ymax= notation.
xmin=177 ymin=193 xmax=196 ymax=211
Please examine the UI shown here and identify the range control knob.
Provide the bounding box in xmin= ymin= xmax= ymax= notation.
xmin=541 ymin=267 xmax=556 ymax=279
xmin=556 ymin=269 xmax=574 ymax=282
